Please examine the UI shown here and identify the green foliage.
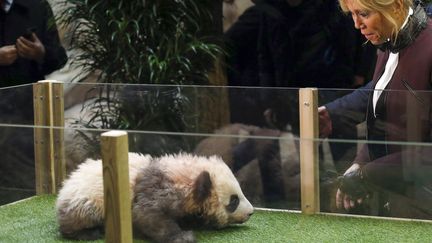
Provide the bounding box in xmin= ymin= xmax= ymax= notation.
xmin=56 ymin=0 xmax=222 ymax=85
xmin=75 ymin=84 xmax=197 ymax=154
xmin=56 ymin=0 xmax=223 ymax=154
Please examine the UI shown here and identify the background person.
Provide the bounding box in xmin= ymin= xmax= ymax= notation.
xmin=0 ymin=0 xmax=67 ymax=87
xmin=0 ymin=0 xmax=67 ymax=205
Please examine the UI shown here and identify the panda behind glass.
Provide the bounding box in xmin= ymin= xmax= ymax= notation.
xmin=56 ymin=153 xmax=254 ymax=242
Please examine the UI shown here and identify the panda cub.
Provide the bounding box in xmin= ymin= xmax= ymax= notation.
xmin=56 ymin=153 xmax=254 ymax=242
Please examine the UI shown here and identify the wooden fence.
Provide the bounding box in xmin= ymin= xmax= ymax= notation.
xmin=33 ymin=80 xmax=321 ymax=242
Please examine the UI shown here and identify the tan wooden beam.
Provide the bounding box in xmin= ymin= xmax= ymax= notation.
xmin=33 ymin=80 xmax=65 ymax=194
xmin=299 ymin=88 xmax=320 ymax=214
xmin=101 ymin=130 xmax=132 ymax=243
xmin=51 ymin=82 xmax=65 ymax=193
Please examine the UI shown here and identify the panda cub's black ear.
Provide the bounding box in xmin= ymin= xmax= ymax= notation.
xmin=193 ymin=171 xmax=212 ymax=203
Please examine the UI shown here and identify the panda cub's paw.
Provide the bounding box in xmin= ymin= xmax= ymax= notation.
xmin=170 ymin=230 xmax=196 ymax=243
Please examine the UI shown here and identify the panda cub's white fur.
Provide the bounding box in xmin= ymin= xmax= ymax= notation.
xmin=56 ymin=153 xmax=253 ymax=242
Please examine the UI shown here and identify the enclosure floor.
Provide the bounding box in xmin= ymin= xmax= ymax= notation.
xmin=0 ymin=195 xmax=430 ymax=242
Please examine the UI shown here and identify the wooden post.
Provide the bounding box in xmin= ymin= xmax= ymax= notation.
xmin=52 ymin=82 xmax=65 ymax=193
xmin=33 ymin=80 xmax=65 ymax=194
xmin=299 ymin=88 xmax=320 ymax=214
xmin=101 ymin=130 xmax=132 ymax=243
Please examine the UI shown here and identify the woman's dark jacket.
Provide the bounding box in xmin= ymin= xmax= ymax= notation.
xmin=0 ymin=0 xmax=67 ymax=87
xmin=355 ymin=6 xmax=432 ymax=195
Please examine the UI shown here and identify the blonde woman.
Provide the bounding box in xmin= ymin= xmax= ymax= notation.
xmin=336 ymin=0 xmax=432 ymax=219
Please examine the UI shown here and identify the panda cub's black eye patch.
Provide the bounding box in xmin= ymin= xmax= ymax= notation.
xmin=226 ymin=194 xmax=239 ymax=213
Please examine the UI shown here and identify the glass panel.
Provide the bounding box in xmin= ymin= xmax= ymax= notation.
xmin=2 ymin=82 xmax=431 ymax=221
xmin=0 ymin=126 xmax=35 ymax=205
xmin=0 ymin=85 xmax=34 ymax=125
xmin=64 ymin=83 xmax=301 ymax=133
xmin=64 ymin=83 xmax=302 ymax=210
xmin=0 ymin=85 xmax=36 ymax=205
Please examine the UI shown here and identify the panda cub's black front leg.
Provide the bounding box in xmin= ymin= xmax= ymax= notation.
xmin=132 ymin=166 xmax=197 ymax=243
xmin=133 ymin=208 xmax=196 ymax=243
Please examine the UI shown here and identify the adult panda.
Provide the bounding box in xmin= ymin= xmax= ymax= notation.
xmin=56 ymin=153 xmax=254 ymax=242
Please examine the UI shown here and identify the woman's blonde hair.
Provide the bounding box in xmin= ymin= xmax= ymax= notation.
xmin=338 ymin=0 xmax=413 ymax=42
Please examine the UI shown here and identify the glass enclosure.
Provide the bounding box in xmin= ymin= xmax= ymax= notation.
xmin=0 ymin=85 xmax=35 ymax=204
xmin=1 ymin=82 xmax=431 ymax=221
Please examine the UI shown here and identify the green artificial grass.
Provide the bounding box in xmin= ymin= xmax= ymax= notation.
xmin=0 ymin=195 xmax=431 ymax=242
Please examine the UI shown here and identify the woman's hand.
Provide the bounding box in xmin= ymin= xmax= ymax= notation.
xmin=318 ymin=106 xmax=332 ymax=138
xmin=336 ymin=163 xmax=368 ymax=211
